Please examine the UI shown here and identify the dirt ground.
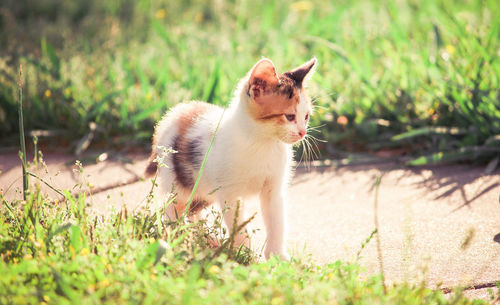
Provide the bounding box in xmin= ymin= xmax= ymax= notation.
xmin=1 ymin=151 xmax=499 ymax=300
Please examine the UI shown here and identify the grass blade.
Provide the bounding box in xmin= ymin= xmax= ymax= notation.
xmin=130 ymin=102 xmax=164 ymax=124
xmin=41 ymin=38 xmax=60 ymax=77
xmin=17 ymin=65 xmax=28 ymax=200
xmin=182 ymin=109 xmax=225 ymax=221
xmin=373 ymin=175 xmax=386 ymax=294
xmin=152 ymin=19 xmax=172 ymax=44
xmin=404 ymin=146 xmax=500 ymax=166
xmin=202 ymin=59 xmax=221 ymax=104
xmin=392 ymin=126 xmax=468 ymax=141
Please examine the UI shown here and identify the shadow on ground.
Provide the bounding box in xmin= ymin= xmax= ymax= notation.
xmin=1 ymin=151 xmax=499 ymax=299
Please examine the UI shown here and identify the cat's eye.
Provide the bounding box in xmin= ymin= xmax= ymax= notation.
xmin=285 ymin=114 xmax=296 ymax=122
xmin=305 ymin=113 xmax=309 ymax=121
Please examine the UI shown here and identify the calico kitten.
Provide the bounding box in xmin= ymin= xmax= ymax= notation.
xmin=145 ymin=58 xmax=317 ymax=260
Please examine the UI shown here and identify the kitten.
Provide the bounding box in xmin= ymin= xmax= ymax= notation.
xmin=145 ymin=58 xmax=317 ymax=260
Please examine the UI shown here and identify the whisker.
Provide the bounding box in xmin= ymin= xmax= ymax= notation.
xmin=311 ymin=103 xmax=328 ymax=111
xmin=303 ymin=140 xmax=311 ymax=169
xmin=296 ymin=140 xmax=305 ymax=168
xmin=307 ymin=124 xmax=327 ymax=131
xmin=306 ymin=134 xmax=327 ymax=143
xmin=303 ymin=137 xmax=314 ymax=166
xmin=310 ymin=136 xmax=321 ymax=156
xmin=298 ymin=138 xmax=309 ymax=168
xmin=304 ymin=134 xmax=321 ymax=160
xmin=307 ymin=125 xmax=323 ymax=132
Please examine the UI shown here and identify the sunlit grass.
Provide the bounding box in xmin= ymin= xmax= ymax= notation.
xmin=1 ymin=176 xmax=491 ymax=304
xmin=1 ymin=0 xmax=499 ymax=163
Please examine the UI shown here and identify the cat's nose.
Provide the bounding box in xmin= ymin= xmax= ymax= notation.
xmin=298 ymin=130 xmax=306 ymax=138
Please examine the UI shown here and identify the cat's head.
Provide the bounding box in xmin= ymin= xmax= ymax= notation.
xmin=244 ymin=58 xmax=317 ymax=144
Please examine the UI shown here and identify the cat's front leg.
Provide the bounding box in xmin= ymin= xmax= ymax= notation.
xmin=217 ymin=197 xmax=251 ymax=249
xmin=259 ymin=181 xmax=290 ymax=261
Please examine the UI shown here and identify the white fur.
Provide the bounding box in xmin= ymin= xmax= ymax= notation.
xmin=153 ymin=60 xmax=315 ymax=260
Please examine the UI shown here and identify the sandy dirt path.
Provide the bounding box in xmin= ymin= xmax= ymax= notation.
xmin=1 ymin=151 xmax=499 ymax=300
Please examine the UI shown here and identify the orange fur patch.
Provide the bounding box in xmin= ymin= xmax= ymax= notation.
xmin=248 ymin=86 xmax=306 ymax=122
xmin=247 ymin=68 xmax=313 ymax=123
xmin=177 ymin=102 xmax=215 ymax=137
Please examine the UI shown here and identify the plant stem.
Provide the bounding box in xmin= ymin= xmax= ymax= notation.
xmin=373 ymin=175 xmax=387 ymax=294
xmin=182 ymin=109 xmax=225 ymax=221
xmin=26 ymin=172 xmax=65 ymax=198
xmin=18 ymin=65 xmax=28 ymax=200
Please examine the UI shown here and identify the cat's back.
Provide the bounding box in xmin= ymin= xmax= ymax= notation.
xmin=146 ymin=101 xmax=222 ymax=178
xmin=154 ymin=101 xmax=222 ymax=146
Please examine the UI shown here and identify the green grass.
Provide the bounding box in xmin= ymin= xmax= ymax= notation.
xmin=2 ymin=3 xmax=499 ymax=302
xmin=2 ymin=71 xmax=497 ymax=303
xmin=1 ymin=0 xmax=499 ymax=164
xmin=1 ymin=178 xmax=494 ymax=304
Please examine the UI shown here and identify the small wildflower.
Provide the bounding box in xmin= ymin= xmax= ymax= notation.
xmin=80 ymin=248 xmax=90 ymax=256
xmin=194 ymin=12 xmax=203 ymax=23
xmin=155 ymin=9 xmax=166 ymax=19
xmin=23 ymin=254 xmax=33 ymax=260
xmin=271 ymin=296 xmax=284 ymax=305
xmin=64 ymin=88 xmax=71 ymax=96
xmin=43 ymin=295 xmax=50 ymax=302
xmin=209 ymin=265 xmax=221 ymax=275
xmin=34 ymin=239 xmax=43 ymax=248
xmin=99 ymin=279 xmax=110 ymax=288
xmin=290 ymin=1 xmax=313 ymax=12
xmin=337 ymin=115 xmax=348 ymax=126
xmin=44 ymin=89 xmax=51 ymax=98
xmin=441 ymin=50 xmax=451 ymax=61
xmin=445 ymin=45 xmax=456 ymax=55
xmin=97 ymin=152 xmax=108 ymax=162
xmin=87 ymin=284 xmax=96 ymax=293
xmin=146 ymin=92 xmax=152 ymax=101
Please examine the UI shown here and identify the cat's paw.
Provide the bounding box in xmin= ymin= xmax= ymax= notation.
xmin=265 ymin=249 xmax=290 ymax=261
xmin=277 ymin=252 xmax=290 ymax=262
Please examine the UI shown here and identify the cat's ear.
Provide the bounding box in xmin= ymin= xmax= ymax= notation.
xmin=248 ymin=58 xmax=279 ymax=101
xmin=285 ymin=57 xmax=317 ymax=87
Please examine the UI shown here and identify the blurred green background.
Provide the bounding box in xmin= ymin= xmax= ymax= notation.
xmin=1 ymin=0 xmax=499 ymax=165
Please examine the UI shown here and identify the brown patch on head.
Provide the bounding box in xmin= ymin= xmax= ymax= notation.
xmin=246 ymin=58 xmax=316 ymax=123
xmin=284 ymin=57 xmax=317 ymax=88
xmin=276 ymin=74 xmax=296 ymax=99
xmin=248 ymin=59 xmax=279 ymax=99
xmin=248 ymin=73 xmax=304 ymax=122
